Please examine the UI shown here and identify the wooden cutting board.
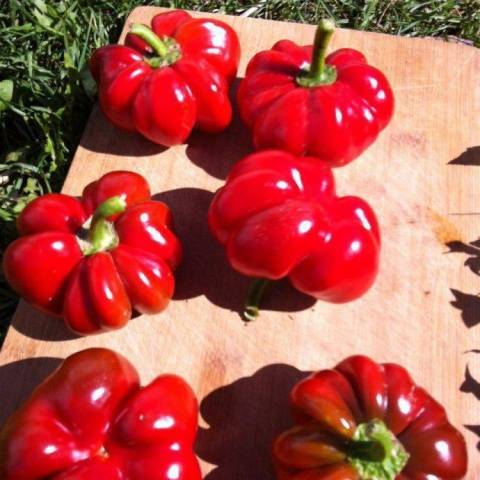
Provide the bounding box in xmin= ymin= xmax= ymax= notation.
xmin=1 ymin=7 xmax=479 ymax=478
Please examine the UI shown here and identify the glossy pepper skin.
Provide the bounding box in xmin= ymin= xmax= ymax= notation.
xmin=237 ymin=20 xmax=394 ymax=167
xmin=208 ymin=150 xmax=380 ymax=319
xmin=90 ymin=9 xmax=240 ymax=146
xmin=0 ymin=348 xmax=201 ymax=480
xmin=3 ymin=171 xmax=181 ymax=335
xmin=273 ymin=355 xmax=468 ymax=480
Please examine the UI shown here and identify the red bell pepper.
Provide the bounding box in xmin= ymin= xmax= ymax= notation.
xmin=90 ymin=9 xmax=240 ymax=146
xmin=273 ymin=355 xmax=468 ymax=480
xmin=3 ymin=171 xmax=181 ymax=335
xmin=237 ymin=20 xmax=394 ymax=167
xmin=208 ymin=150 xmax=380 ymax=320
xmin=0 ymin=348 xmax=201 ymax=479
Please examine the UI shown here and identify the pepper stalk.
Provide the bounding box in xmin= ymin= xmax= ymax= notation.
xmin=82 ymin=196 xmax=126 ymax=256
xmin=243 ymin=278 xmax=271 ymax=322
xmin=297 ymin=19 xmax=337 ymax=87
xmin=347 ymin=420 xmax=410 ymax=480
xmin=129 ymin=23 xmax=181 ymax=67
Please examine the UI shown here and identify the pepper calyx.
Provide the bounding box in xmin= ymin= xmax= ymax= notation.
xmin=347 ymin=419 xmax=409 ymax=480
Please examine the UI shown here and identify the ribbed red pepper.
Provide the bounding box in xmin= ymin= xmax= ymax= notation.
xmin=3 ymin=171 xmax=181 ymax=335
xmin=274 ymin=355 xmax=468 ymax=480
xmin=0 ymin=348 xmax=201 ymax=479
xmin=90 ymin=10 xmax=240 ymax=146
xmin=237 ymin=20 xmax=394 ymax=167
xmin=208 ymin=150 xmax=380 ymax=320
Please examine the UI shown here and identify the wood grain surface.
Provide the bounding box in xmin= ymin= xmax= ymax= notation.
xmin=1 ymin=7 xmax=479 ymax=478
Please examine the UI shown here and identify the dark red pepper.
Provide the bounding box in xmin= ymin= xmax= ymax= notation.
xmin=90 ymin=10 xmax=240 ymax=146
xmin=208 ymin=150 xmax=380 ymax=320
xmin=3 ymin=171 xmax=181 ymax=335
xmin=273 ymin=355 xmax=468 ymax=480
xmin=0 ymin=348 xmax=201 ymax=479
xmin=237 ymin=20 xmax=394 ymax=167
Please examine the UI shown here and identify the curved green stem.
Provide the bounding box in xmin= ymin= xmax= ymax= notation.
xmin=243 ymin=278 xmax=271 ymax=322
xmin=85 ymin=196 xmax=126 ymax=255
xmin=130 ymin=23 xmax=169 ymax=58
xmin=91 ymin=196 xmax=126 ymax=223
xmin=297 ymin=19 xmax=337 ymax=87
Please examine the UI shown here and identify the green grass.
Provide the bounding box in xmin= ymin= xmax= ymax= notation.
xmin=0 ymin=0 xmax=479 ymax=342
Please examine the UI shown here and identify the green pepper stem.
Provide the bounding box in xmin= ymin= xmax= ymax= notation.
xmin=130 ymin=23 xmax=169 ymax=58
xmin=348 ymin=439 xmax=386 ymax=462
xmin=86 ymin=196 xmax=126 ymax=256
xmin=297 ymin=19 xmax=337 ymax=87
xmin=310 ymin=19 xmax=335 ymax=79
xmin=243 ymin=278 xmax=271 ymax=322
xmin=347 ymin=420 xmax=409 ymax=480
